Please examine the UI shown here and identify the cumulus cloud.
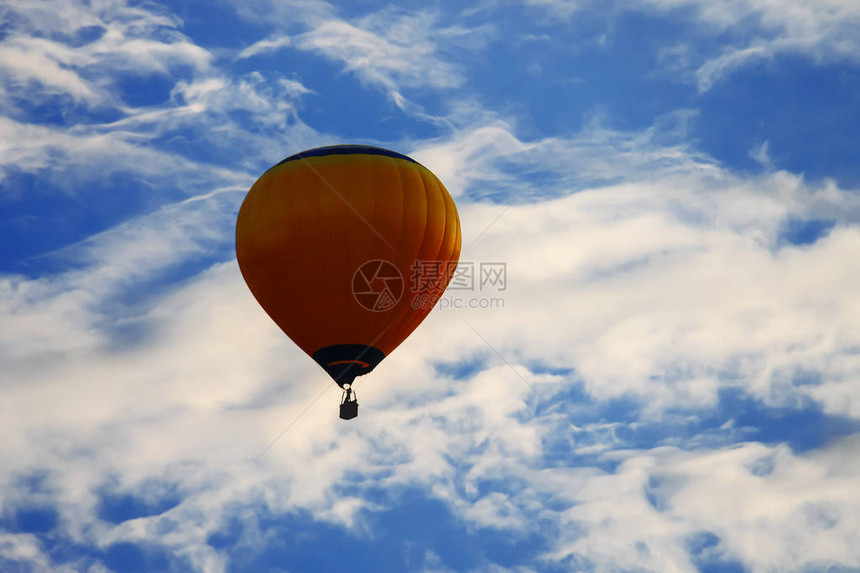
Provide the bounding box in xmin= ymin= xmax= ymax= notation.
xmin=2 ymin=1 xmax=859 ymax=571
xmin=547 ymin=438 xmax=860 ymax=572
xmin=3 ymin=113 xmax=860 ymax=571
xmin=457 ymin=170 xmax=860 ymax=418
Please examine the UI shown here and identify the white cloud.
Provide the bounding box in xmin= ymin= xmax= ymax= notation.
xmin=0 ymin=42 xmax=102 ymax=104
xmin=413 ymin=110 xmax=710 ymax=201
xmin=0 ymin=115 xmax=245 ymax=192
xmin=291 ymin=9 xmax=464 ymax=109
xmin=749 ymin=140 xmax=771 ymax=167
xmin=0 ymin=0 xmax=295 ymax=200
xmin=226 ymin=2 xmax=494 ymax=117
xmin=2 ymin=116 xmax=859 ymax=571
xmin=0 ymin=44 xmax=314 ymax=195
xmin=0 ymin=0 xmax=211 ymax=111
xmin=520 ymin=0 xmax=860 ymax=90
xmin=459 ymin=175 xmax=860 ymax=417
xmin=169 ymin=72 xmax=312 ymax=137
xmin=236 ymin=36 xmax=293 ymax=60
xmin=548 ymin=439 xmax=860 ymax=572
xmin=2 ymin=2 xmax=859 ymax=569
xmin=413 ymin=122 xmax=535 ymax=197
xmin=639 ymin=0 xmax=860 ymax=91
xmin=227 ymin=1 xmax=477 ymax=109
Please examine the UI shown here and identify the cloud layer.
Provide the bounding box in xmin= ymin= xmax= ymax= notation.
xmin=2 ymin=1 xmax=859 ymax=572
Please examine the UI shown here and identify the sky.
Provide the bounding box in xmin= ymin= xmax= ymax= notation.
xmin=1 ymin=0 xmax=860 ymax=571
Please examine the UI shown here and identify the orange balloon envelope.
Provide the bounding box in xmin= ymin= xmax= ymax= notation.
xmin=236 ymin=145 xmax=461 ymax=413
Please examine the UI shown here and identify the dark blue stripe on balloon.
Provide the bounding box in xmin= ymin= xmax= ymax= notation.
xmin=274 ymin=145 xmax=419 ymax=167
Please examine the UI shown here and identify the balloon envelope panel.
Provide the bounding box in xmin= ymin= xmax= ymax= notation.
xmin=236 ymin=145 xmax=461 ymax=384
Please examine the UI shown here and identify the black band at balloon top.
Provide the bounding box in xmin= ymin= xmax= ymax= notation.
xmin=275 ymin=145 xmax=420 ymax=167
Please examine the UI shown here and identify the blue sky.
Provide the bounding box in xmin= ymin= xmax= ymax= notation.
xmin=2 ymin=0 xmax=860 ymax=571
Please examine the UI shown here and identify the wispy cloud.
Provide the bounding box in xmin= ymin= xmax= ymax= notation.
xmin=293 ymin=10 xmax=464 ymax=109
xmin=236 ymin=36 xmax=293 ymax=60
xmin=413 ymin=109 xmax=710 ymax=201
xmin=641 ymin=0 xmax=860 ymax=90
xmin=229 ymin=2 xmax=494 ymax=115
xmin=0 ymin=0 xmax=316 ymax=198
xmin=520 ymin=0 xmax=860 ymax=91
xmin=0 ymin=0 xmax=211 ymax=112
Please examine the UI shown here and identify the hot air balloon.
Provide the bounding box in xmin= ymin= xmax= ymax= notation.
xmin=235 ymin=145 xmax=461 ymax=419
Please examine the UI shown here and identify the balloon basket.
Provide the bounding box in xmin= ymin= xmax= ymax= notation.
xmin=339 ymin=401 xmax=358 ymax=420
xmin=339 ymin=385 xmax=359 ymax=420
